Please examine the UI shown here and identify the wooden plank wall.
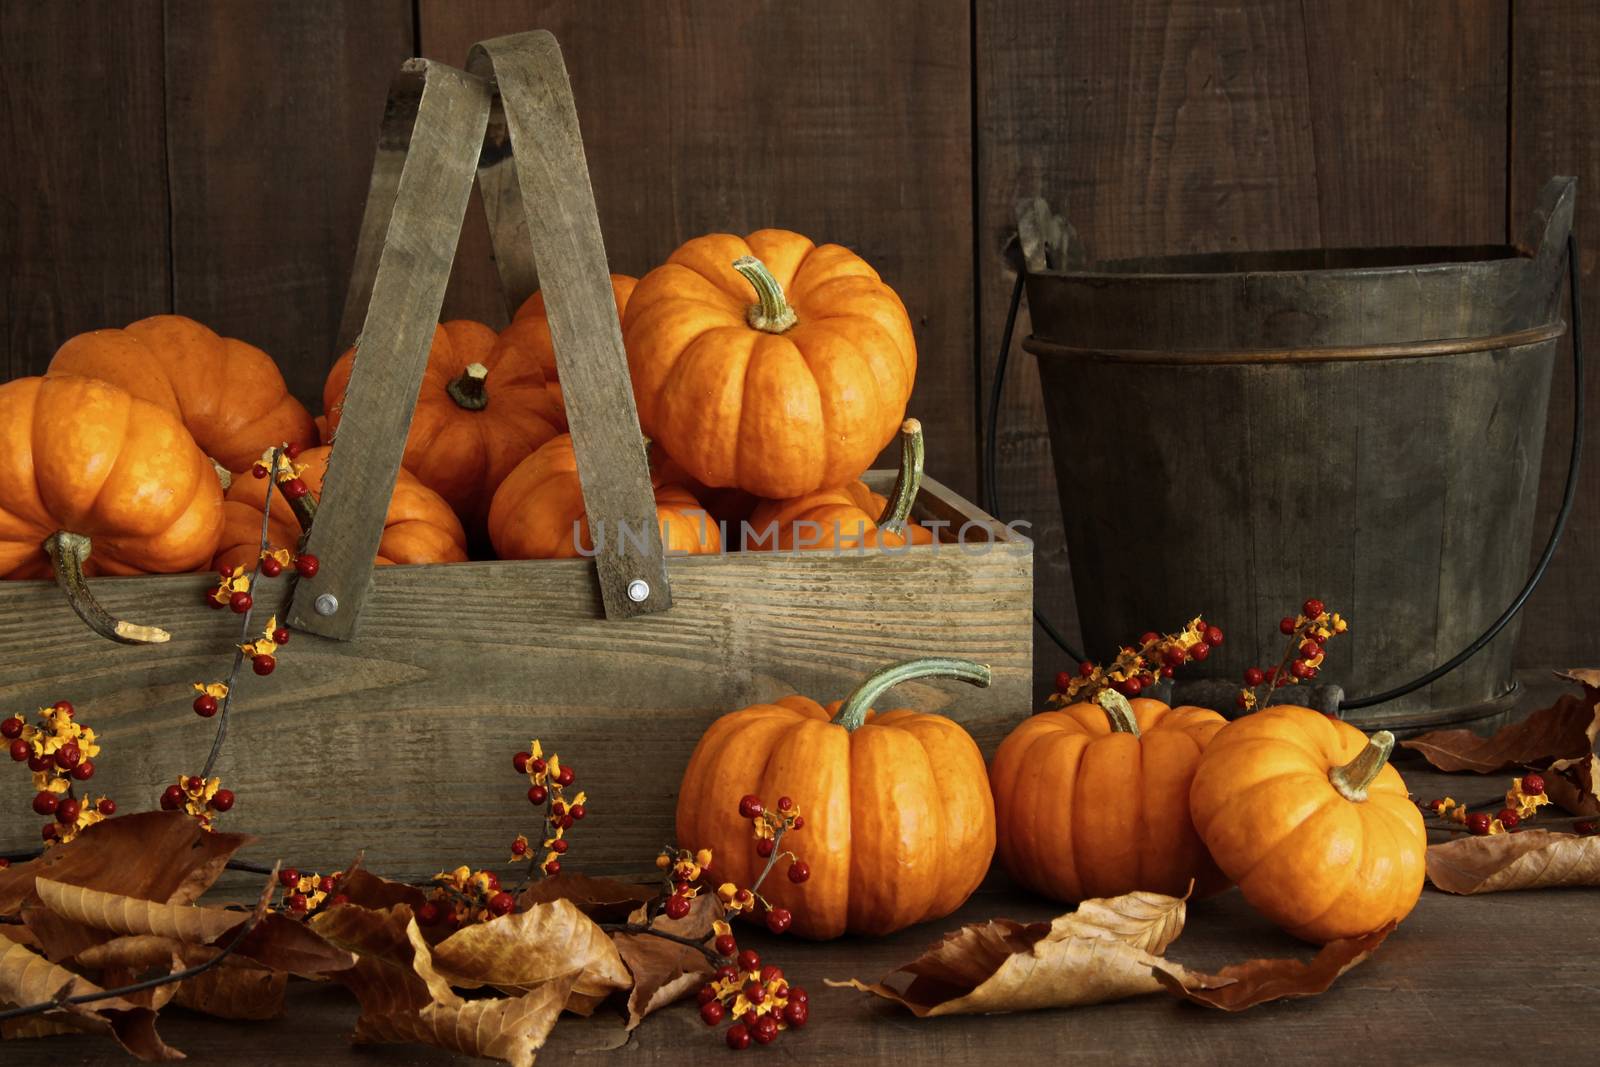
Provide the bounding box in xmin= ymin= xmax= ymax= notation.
xmin=1 ymin=1 xmax=1595 ymax=700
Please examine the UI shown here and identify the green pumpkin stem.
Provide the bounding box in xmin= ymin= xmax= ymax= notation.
xmin=831 ymin=657 xmax=991 ymax=733
xmin=1095 ymin=689 xmax=1141 ymax=736
xmin=733 ymin=256 xmax=798 ymax=334
xmin=876 ymin=419 xmax=925 ymax=536
xmin=446 ymin=363 xmax=490 ymax=411
xmin=43 ymin=531 xmax=170 ymax=645
xmin=1328 ymin=730 xmax=1395 ymax=803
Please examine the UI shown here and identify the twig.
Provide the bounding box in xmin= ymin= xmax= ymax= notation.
xmin=0 ymin=865 xmax=279 ymax=1023
xmin=598 ymin=921 xmax=724 ymax=965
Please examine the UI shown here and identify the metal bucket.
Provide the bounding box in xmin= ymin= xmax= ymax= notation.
xmin=1022 ymin=177 xmax=1576 ymax=734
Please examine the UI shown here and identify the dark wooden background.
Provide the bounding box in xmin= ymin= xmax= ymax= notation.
xmin=3 ymin=1 xmax=1595 ymax=692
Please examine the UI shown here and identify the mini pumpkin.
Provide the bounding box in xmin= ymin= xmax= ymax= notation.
xmin=214 ymin=445 xmax=467 ymax=572
xmin=0 ymin=375 xmax=224 ymax=643
xmin=487 ymin=434 xmax=720 ymax=560
xmin=502 ymin=273 xmax=636 ymax=413
xmin=322 ymin=320 xmax=565 ymax=533
xmin=988 ymin=690 xmax=1228 ymax=903
xmin=1188 ymin=707 xmax=1425 ymax=943
xmin=622 ymin=229 xmax=917 ymax=499
xmin=745 ymin=419 xmax=935 ymax=551
xmin=675 ymin=657 xmax=995 ymax=939
xmin=48 ymin=315 xmax=318 ymax=474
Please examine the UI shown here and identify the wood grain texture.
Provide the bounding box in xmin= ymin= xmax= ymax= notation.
xmin=419 ymin=0 xmax=976 ymax=496
xmin=976 ymin=1 xmax=1509 ymax=704
xmin=0 ymin=476 xmax=1032 ymax=874
xmin=0 ymin=0 xmax=170 ymax=380
xmin=161 ymin=0 xmax=414 ymax=406
xmin=2 ymin=762 xmax=1588 ymax=1062
xmin=1511 ymin=0 xmax=1600 ymax=668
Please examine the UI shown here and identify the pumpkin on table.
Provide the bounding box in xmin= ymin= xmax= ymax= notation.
xmin=47 ymin=314 xmax=317 ymax=474
xmin=622 ymin=229 xmax=917 ymax=499
xmin=213 ymin=445 xmax=467 ymax=573
xmin=501 ymin=273 xmax=636 ymax=413
xmin=675 ymin=657 xmax=995 ymax=939
xmin=746 ymin=419 xmax=935 ymax=551
xmin=487 ymin=434 xmax=720 ymax=560
xmin=0 ymin=375 xmax=224 ymax=643
xmin=322 ymin=319 xmax=565 ymax=534
xmin=988 ymin=690 xmax=1228 ymax=903
xmin=1188 ymin=706 xmax=1426 ymax=944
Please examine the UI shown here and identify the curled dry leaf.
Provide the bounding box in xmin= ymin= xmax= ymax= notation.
xmin=519 ymin=873 xmax=656 ymax=923
xmin=829 ymin=891 xmax=1212 ymax=1016
xmin=352 ymin=972 xmax=577 ymax=1067
xmin=1401 ymin=670 xmax=1600 ymax=773
xmin=34 ymin=877 xmax=241 ymax=944
xmin=1151 ymin=922 xmax=1395 ymax=1010
xmin=171 ymin=959 xmax=287 ymax=1020
xmin=0 ymin=811 xmax=250 ymax=916
xmin=1544 ymin=754 xmax=1600 ymax=817
xmin=0 ymin=939 xmax=181 ymax=1061
xmin=611 ymin=893 xmax=722 ymax=1030
xmin=1427 ymin=829 xmax=1600 ymax=894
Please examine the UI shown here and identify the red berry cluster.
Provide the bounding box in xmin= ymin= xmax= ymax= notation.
xmin=159 ymin=774 xmax=235 ymax=829
xmin=1237 ymin=599 xmax=1347 ymax=711
xmin=1421 ymin=774 xmax=1553 ymax=836
xmin=6 ymin=701 xmax=115 ymax=845
xmin=512 ymin=740 xmax=586 ymax=878
xmin=275 ymin=866 xmax=348 ymax=916
xmin=698 ymin=942 xmax=809 ymax=1050
xmin=420 ymin=865 xmax=516 ymax=929
xmin=250 ymin=441 xmax=314 ymax=508
xmin=1052 ymin=617 xmax=1223 ymax=703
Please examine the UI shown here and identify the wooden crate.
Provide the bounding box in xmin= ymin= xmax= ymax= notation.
xmin=0 ymin=32 xmax=1032 ymax=875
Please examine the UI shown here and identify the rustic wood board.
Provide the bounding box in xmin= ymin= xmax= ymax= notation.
xmin=1511 ymin=0 xmax=1600 ymax=669
xmin=0 ymin=476 xmax=1032 ymax=875
xmin=161 ymin=0 xmax=414 ymax=406
xmin=1 ymin=760 xmax=1589 ymax=1063
xmin=975 ymin=0 xmax=1511 ymax=704
xmin=0 ymin=0 xmax=170 ymax=380
xmin=418 ymin=0 xmax=977 ymax=496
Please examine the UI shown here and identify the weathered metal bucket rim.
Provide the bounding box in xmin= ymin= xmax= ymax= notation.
xmin=1023 ymin=321 xmax=1566 ymax=366
xmin=1038 ymin=242 xmax=1532 ymax=281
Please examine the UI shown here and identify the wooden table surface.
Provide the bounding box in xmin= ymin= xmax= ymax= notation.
xmin=6 ymin=761 xmax=1594 ymax=1066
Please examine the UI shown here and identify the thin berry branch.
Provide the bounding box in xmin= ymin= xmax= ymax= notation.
xmin=597 ymin=921 xmax=725 ymax=965
xmin=749 ymin=824 xmax=789 ymax=895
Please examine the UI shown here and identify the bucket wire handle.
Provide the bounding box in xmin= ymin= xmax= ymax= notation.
xmin=986 ymin=234 xmax=1585 ymax=708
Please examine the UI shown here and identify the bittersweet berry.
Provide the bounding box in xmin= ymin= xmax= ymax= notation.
xmin=1466 ymin=812 xmax=1492 ymax=835
xmin=1054 ymin=671 xmax=1070 ymax=692
xmin=8 ymin=739 xmax=30 ymax=762
xmin=752 ymin=1016 xmax=779 ymax=1045
xmin=252 ymin=654 xmax=276 ymax=676
xmin=755 ymin=838 xmax=775 ymax=858
xmin=160 ymin=785 xmax=184 ymax=810
xmin=725 ymin=1023 xmax=752 ymax=1050
xmin=1279 ymin=616 xmax=1296 ymax=635
xmin=282 ymin=478 xmax=309 ymax=500
xmin=1497 ymin=809 xmax=1520 ymax=830
xmin=787 ymin=860 xmax=810 ymax=884
xmin=210 ymin=789 xmax=235 ymax=812
xmin=665 ymin=894 xmax=692 ymax=920
xmin=513 ymin=751 xmax=531 ymax=773
xmin=783 ymin=1000 xmax=809 ymax=1027
xmin=743 ymin=983 xmax=765 ymax=1005
xmin=765 ymin=907 xmax=792 ymax=934
xmin=1189 ymin=642 xmax=1211 ymax=662
xmin=738 ymin=794 xmax=764 ymax=819
xmin=0 ymin=716 xmax=21 ymax=739
xmin=54 ymin=742 xmax=80 ymax=769
xmin=32 ymin=792 xmax=58 ymax=816
xmin=1303 ymin=598 xmax=1325 ymax=618
xmin=417 ymin=902 xmax=441 ymax=924
xmin=294 ymin=553 xmax=319 ymax=578
xmin=488 ymin=891 xmax=515 ymax=917
xmin=97 ymin=798 xmax=116 ymax=816
xmin=737 ymin=948 xmax=761 ymax=972
xmin=287 ymin=892 xmax=309 ymax=912
xmin=273 ymin=628 xmax=290 ymax=645
xmin=230 ymin=591 xmax=253 ymax=614
xmin=194 ymin=695 xmax=220 ymax=717
xmin=54 ymin=701 xmax=73 ymax=717
xmin=1205 ymin=625 xmax=1224 ymax=646
xmin=1138 ymin=631 xmax=1159 ymax=646
xmin=714 ymin=934 xmax=737 ymax=957
xmin=543 ymin=859 xmax=561 ymax=876
xmin=71 ymin=760 xmax=94 ymax=781
xmin=700 ymin=1000 xmax=725 ymax=1026
xmin=528 ymin=785 xmax=547 ymax=804
xmin=550 ymin=839 xmax=568 ymax=854
xmin=55 ymin=799 xmax=80 ymax=825
xmin=259 ymin=555 xmax=283 ymax=578
xmin=279 ymin=868 xmax=300 ymax=887
xmin=1521 ymin=773 xmax=1546 ymax=795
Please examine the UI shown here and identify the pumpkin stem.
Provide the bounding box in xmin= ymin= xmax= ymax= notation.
xmin=831 ymin=657 xmax=991 ymax=733
xmin=1328 ymin=730 xmax=1395 ymax=803
xmin=732 ymin=256 xmax=798 ymax=333
xmin=446 ymin=363 xmax=490 ymax=410
xmin=876 ymin=419 xmax=924 ymax=537
xmin=1095 ymin=689 xmax=1141 ymax=736
xmin=43 ymin=531 xmax=171 ymax=645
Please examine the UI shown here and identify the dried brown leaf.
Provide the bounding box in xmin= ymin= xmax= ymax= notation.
xmin=1401 ymin=672 xmax=1600 ymax=772
xmin=336 ymin=868 xmax=430 ymax=912
xmin=230 ymin=912 xmax=355 ymax=977
xmin=35 ymin=877 xmax=242 ymax=944
xmin=1152 ymin=923 xmax=1395 ymax=1009
xmin=829 ymin=892 xmax=1211 ymax=1016
xmin=352 ymin=973 xmax=576 ymax=1067
xmin=612 ymin=893 xmax=722 ymax=1030
xmin=0 ymin=939 xmax=182 ymax=1060
xmin=171 ymin=959 xmax=287 ymax=1020
xmin=1427 ymin=829 xmax=1600 ymax=893
xmin=309 ymin=901 xmax=419 ymax=967
xmin=21 ymin=903 xmax=112 ymax=963
xmin=0 ymin=812 xmax=250 ymax=916
xmin=75 ymin=935 xmax=194 ymax=973
xmin=519 ymin=873 xmax=656 ymax=923
xmin=335 ymin=954 xmax=432 ymax=1018
xmin=1545 ymin=754 xmax=1600 ymax=816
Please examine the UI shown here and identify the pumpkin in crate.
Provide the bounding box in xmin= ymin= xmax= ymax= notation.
xmin=675 ymin=657 xmax=995 ymax=939
xmin=47 ymin=314 xmax=318 ymax=474
xmin=501 ymin=273 xmax=636 ymax=413
xmin=622 ymin=228 xmax=917 ymax=499
xmin=746 ymin=419 xmax=935 ymax=551
xmin=988 ymin=690 xmax=1227 ymax=903
xmin=214 ymin=445 xmax=467 ymax=572
xmin=1189 ymin=706 xmax=1426 ymax=944
xmin=322 ymin=319 xmax=565 ymax=533
xmin=487 ymin=434 xmax=720 ymax=560
xmin=0 ymin=375 xmax=224 ymax=643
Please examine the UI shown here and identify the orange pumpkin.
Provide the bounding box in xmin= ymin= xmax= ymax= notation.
xmin=214 ymin=446 xmax=467 ymax=573
xmin=502 ymin=273 xmax=636 ymax=413
xmin=675 ymin=657 xmax=995 ymax=939
xmin=622 ymin=229 xmax=917 ymax=499
xmin=1189 ymin=707 xmax=1426 ymax=943
xmin=988 ymin=690 xmax=1228 ymax=903
xmin=48 ymin=315 xmax=317 ymax=474
xmin=0 ymin=375 xmax=224 ymax=643
xmin=322 ymin=320 xmax=565 ymax=533
xmin=745 ymin=419 xmax=935 ymax=551
xmin=487 ymin=434 xmax=720 ymax=560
